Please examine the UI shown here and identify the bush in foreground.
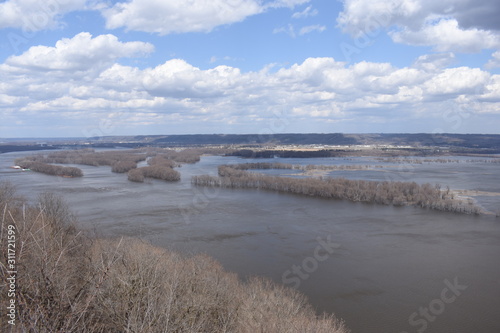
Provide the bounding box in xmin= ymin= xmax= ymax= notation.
xmin=0 ymin=183 xmax=348 ymax=333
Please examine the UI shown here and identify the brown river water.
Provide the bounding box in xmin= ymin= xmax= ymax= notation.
xmin=1 ymin=151 xmax=499 ymax=333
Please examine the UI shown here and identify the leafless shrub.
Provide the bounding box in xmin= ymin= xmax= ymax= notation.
xmin=1 ymin=192 xmax=96 ymax=332
xmin=239 ymin=277 xmax=347 ymax=333
xmin=15 ymin=159 xmax=83 ymax=177
xmin=133 ymin=165 xmax=181 ymax=182
xmin=147 ymin=156 xmax=177 ymax=168
xmin=127 ymin=168 xmax=145 ymax=182
xmin=0 ymin=186 xmax=349 ymax=333
xmin=111 ymin=160 xmax=137 ymax=173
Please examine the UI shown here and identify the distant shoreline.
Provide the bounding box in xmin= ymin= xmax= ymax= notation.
xmin=0 ymin=145 xmax=58 ymax=154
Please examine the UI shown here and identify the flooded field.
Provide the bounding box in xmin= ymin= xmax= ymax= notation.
xmin=1 ymin=151 xmax=499 ymax=332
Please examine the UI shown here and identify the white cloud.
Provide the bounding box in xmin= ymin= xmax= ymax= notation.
xmin=299 ymin=25 xmax=326 ymax=35
xmin=485 ymin=51 xmax=500 ymax=69
xmin=101 ymin=0 xmax=313 ymax=35
xmin=423 ymin=67 xmax=489 ymax=96
xmin=264 ymin=0 xmax=311 ymax=9
xmin=1 ymin=33 xmax=499 ymax=136
xmin=101 ymin=0 xmax=263 ymax=35
xmin=142 ymin=59 xmax=242 ymax=98
xmin=273 ymin=24 xmax=296 ymax=38
xmin=292 ymin=5 xmax=318 ymax=19
xmin=337 ymin=0 xmax=500 ymax=53
xmin=4 ymin=32 xmax=154 ymax=75
xmin=390 ymin=18 xmax=500 ymax=52
xmin=0 ymin=0 xmax=87 ymax=31
xmin=413 ymin=53 xmax=456 ymax=72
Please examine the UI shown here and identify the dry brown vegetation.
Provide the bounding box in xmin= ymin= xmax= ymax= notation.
xmin=128 ymin=165 xmax=181 ymax=182
xmin=127 ymin=168 xmax=145 ymax=183
xmin=14 ymin=159 xmax=83 ymax=177
xmin=14 ymin=148 xmax=207 ymax=182
xmin=193 ymin=165 xmax=483 ymax=215
xmin=111 ymin=160 xmax=138 ymax=173
xmin=0 ymin=182 xmax=348 ymax=333
xmin=127 ymin=155 xmax=181 ymax=182
xmin=228 ymin=162 xmax=386 ymax=171
xmin=375 ymin=157 xmax=500 ymax=164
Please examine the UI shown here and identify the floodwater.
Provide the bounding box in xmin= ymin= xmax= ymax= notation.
xmin=1 ymin=151 xmax=500 ymax=333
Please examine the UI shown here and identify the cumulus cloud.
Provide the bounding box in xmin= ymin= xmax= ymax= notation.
xmin=4 ymin=32 xmax=154 ymax=75
xmin=100 ymin=0 xmax=312 ymax=35
xmin=1 ymin=33 xmax=499 ymax=136
xmin=485 ymin=51 xmax=500 ymax=69
xmin=390 ymin=18 xmax=500 ymax=52
xmin=423 ymin=67 xmax=490 ymax=96
xmin=412 ymin=53 xmax=456 ymax=72
xmin=451 ymin=0 xmax=500 ymax=31
xmin=0 ymin=0 xmax=87 ymax=31
xmin=142 ymin=59 xmax=242 ymax=98
xmin=337 ymin=0 xmax=500 ymax=53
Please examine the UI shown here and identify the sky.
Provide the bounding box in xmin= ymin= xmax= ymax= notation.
xmin=0 ymin=0 xmax=499 ymax=138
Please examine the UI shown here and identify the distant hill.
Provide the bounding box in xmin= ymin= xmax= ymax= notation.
xmin=146 ymin=133 xmax=357 ymax=145
xmin=2 ymin=133 xmax=500 ymax=154
xmin=131 ymin=133 xmax=500 ymax=150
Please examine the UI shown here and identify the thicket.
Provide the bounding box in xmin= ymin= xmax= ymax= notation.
xmin=127 ymin=156 xmax=181 ymax=182
xmin=14 ymin=159 xmax=83 ymax=177
xmin=111 ymin=160 xmax=138 ymax=173
xmin=0 ymin=182 xmax=348 ymax=333
xmin=127 ymin=165 xmax=181 ymax=182
xmin=127 ymin=168 xmax=145 ymax=182
xmin=193 ymin=165 xmax=482 ymax=215
xmin=138 ymin=148 xmax=205 ymax=164
xmin=25 ymin=149 xmax=147 ymax=168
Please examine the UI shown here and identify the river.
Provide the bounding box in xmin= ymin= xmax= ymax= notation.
xmin=1 ymin=151 xmax=499 ymax=332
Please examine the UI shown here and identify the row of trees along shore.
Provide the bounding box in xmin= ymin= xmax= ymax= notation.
xmin=226 ymin=162 xmax=386 ymax=171
xmin=192 ymin=164 xmax=482 ymax=215
xmin=375 ymin=157 xmax=500 ymax=164
xmin=0 ymin=182 xmax=348 ymax=333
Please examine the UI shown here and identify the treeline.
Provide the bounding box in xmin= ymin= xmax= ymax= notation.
xmin=228 ymin=149 xmax=340 ymax=158
xmin=375 ymin=157 xmax=500 ymax=164
xmin=15 ymin=158 xmax=83 ymax=177
xmin=0 ymin=183 xmax=348 ymax=333
xmin=226 ymin=162 xmax=385 ymax=172
xmin=193 ymin=166 xmax=482 ymax=215
xmin=226 ymin=148 xmax=444 ymax=159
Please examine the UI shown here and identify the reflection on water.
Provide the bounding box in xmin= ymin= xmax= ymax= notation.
xmin=1 ymin=152 xmax=499 ymax=333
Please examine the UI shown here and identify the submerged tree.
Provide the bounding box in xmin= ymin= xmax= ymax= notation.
xmin=194 ymin=165 xmax=482 ymax=215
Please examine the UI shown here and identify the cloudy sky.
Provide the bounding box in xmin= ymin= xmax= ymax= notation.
xmin=0 ymin=0 xmax=499 ymax=138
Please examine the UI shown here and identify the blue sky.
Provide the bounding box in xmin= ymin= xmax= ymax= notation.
xmin=0 ymin=0 xmax=499 ymax=138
